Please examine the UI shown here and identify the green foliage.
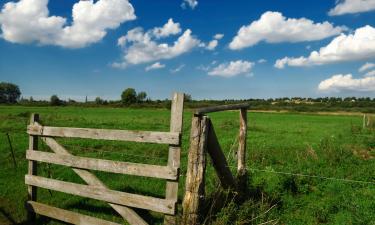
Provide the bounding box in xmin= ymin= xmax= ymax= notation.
xmin=50 ymin=95 xmax=62 ymax=106
xmin=121 ymin=88 xmax=137 ymax=105
xmin=0 ymin=82 xmax=21 ymax=103
xmin=136 ymin=91 xmax=147 ymax=102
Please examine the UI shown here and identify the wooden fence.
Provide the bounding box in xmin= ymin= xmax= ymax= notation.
xmin=25 ymin=93 xmax=184 ymax=225
xmin=182 ymin=103 xmax=249 ymax=225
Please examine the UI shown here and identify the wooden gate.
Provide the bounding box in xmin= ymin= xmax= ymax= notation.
xmin=25 ymin=93 xmax=184 ymax=225
xmin=182 ymin=103 xmax=249 ymax=225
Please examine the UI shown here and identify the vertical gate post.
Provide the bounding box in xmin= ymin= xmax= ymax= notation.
xmin=27 ymin=113 xmax=39 ymax=221
xmin=237 ymin=108 xmax=248 ymax=193
xmin=182 ymin=116 xmax=209 ymax=225
xmin=164 ymin=93 xmax=184 ymax=225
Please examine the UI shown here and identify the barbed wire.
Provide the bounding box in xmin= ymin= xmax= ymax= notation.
xmin=227 ymin=166 xmax=375 ymax=185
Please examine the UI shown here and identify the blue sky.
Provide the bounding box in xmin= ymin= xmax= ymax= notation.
xmin=0 ymin=0 xmax=375 ymax=100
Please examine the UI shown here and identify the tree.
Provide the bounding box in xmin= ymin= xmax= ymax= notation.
xmin=95 ymin=97 xmax=104 ymax=105
xmin=0 ymin=82 xmax=21 ymax=103
xmin=50 ymin=95 xmax=61 ymax=106
xmin=136 ymin=91 xmax=147 ymax=102
xmin=121 ymin=88 xmax=137 ymax=105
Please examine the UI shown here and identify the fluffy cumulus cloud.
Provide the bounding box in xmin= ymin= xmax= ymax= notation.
xmin=275 ymin=25 xmax=375 ymax=69
xmin=0 ymin=0 xmax=136 ymax=48
xmin=329 ymin=0 xmax=375 ymax=16
xmin=208 ymin=60 xmax=254 ymax=78
xmin=152 ymin=18 xmax=181 ymax=39
xmin=181 ymin=0 xmax=198 ymax=9
xmin=114 ymin=19 xmax=201 ymax=67
xmin=318 ymin=74 xmax=375 ymax=92
xmin=229 ymin=11 xmax=345 ymax=50
xmin=145 ymin=62 xmax=165 ymax=71
xmin=205 ymin=33 xmax=224 ymax=50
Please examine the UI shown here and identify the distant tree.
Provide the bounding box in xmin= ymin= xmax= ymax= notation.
xmin=50 ymin=95 xmax=61 ymax=106
xmin=0 ymin=82 xmax=21 ymax=103
xmin=95 ymin=97 xmax=104 ymax=105
xmin=121 ymin=88 xmax=137 ymax=105
xmin=184 ymin=94 xmax=192 ymax=102
xmin=136 ymin=91 xmax=147 ymax=102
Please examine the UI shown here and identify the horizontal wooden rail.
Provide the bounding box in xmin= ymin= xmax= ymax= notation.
xmin=26 ymin=150 xmax=178 ymax=180
xmin=27 ymin=124 xmax=180 ymax=145
xmin=26 ymin=201 xmax=121 ymax=225
xmin=194 ymin=103 xmax=249 ymax=115
xmin=25 ymin=175 xmax=176 ymax=215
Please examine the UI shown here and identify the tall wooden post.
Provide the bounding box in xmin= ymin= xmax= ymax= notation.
xmin=27 ymin=113 xmax=39 ymax=221
xmin=182 ymin=116 xmax=209 ymax=225
xmin=164 ymin=93 xmax=184 ymax=225
xmin=237 ymin=108 xmax=248 ymax=193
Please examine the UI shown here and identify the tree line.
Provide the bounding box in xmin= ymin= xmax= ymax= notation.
xmin=1 ymin=82 xmax=375 ymax=113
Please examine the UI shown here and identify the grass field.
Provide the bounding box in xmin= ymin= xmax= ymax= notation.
xmin=0 ymin=106 xmax=374 ymax=225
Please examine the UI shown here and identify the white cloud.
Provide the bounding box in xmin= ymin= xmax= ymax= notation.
xmin=318 ymin=73 xmax=375 ymax=92
xmin=229 ymin=11 xmax=345 ymax=50
xmin=205 ymin=33 xmax=224 ymax=50
xmin=114 ymin=19 xmax=201 ymax=66
xmin=275 ymin=25 xmax=375 ymax=69
xmin=206 ymin=40 xmax=218 ymax=50
xmin=359 ymin=62 xmax=375 ymax=72
xmin=214 ymin=33 xmax=224 ymax=40
xmin=152 ymin=18 xmax=181 ymax=39
xmin=258 ymin=59 xmax=267 ymax=63
xmin=145 ymin=62 xmax=165 ymax=71
xmin=329 ymin=0 xmax=375 ymax=16
xmin=181 ymin=0 xmax=198 ymax=9
xmin=170 ymin=64 xmax=185 ymax=73
xmin=365 ymin=70 xmax=375 ymax=77
xmin=0 ymin=0 xmax=136 ymax=48
xmin=208 ymin=60 xmax=254 ymax=78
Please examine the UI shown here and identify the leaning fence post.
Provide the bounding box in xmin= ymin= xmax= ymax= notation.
xmin=182 ymin=116 xmax=209 ymax=225
xmin=27 ymin=113 xmax=39 ymax=221
xmin=237 ymin=108 xmax=248 ymax=193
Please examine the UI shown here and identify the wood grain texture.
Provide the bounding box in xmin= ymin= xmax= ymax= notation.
xmin=26 ymin=201 xmax=122 ymax=225
xmin=194 ymin=103 xmax=249 ymax=115
xmin=237 ymin=108 xmax=248 ymax=192
xmin=206 ymin=119 xmax=236 ymax=190
xmin=27 ymin=113 xmax=39 ymax=222
xmin=42 ymin=137 xmax=148 ymax=225
xmin=182 ymin=116 xmax=209 ymax=225
xmin=27 ymin=124 xmax=180 ymax=145
xmin=165 ymin=92 xmax=184 ymax=225
xmin=25 ymin=175 xmax=175 ymax=215
xmin=26 ymin=150 xmax=177 ymax=180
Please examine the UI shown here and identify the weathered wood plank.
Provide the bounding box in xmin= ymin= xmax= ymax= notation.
xmin=165 ymin=92 xmax=184 ymax=225
xmin=27 ymin=124 xmax=180 ymax=145
xmin=182 ymin=116 xmax=209 ymax=225
xmin=237 ymin=108 xmax=248 ymax=192
xmin=42 ymin=137 xmax=148 ymax=225
xmin=25 ymin=175 xmax=175 ymax=215
xmin=206 ymin=120 xmax=236 ymax=190
xmin=27 ymin=113 xmax=39 ymax=222
xmin=26 ymin=150 xmax=177 ymax=180
xmin=194 ymin=103 xmax=249 ymax=115
xmin=26 ymin=201 xmax=122 ymax=225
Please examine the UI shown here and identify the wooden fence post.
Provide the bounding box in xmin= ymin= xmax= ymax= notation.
xmin=182 ymin=116 xmax=209 ymax=225
xmin=164 ymin=93 xmax=184 ymax=225
xmin=27 ymin=113 xmax=39 ymax=221
xmin=237 ymin=108 xmax=248 ymax=193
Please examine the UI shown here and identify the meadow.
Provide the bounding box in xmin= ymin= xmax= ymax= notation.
xmin=0 ymin=106 xmax=374 ymax=225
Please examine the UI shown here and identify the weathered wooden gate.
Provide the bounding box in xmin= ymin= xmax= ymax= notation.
xmin=25 ymin=93 xmax=184 ymax=225
xmin=182 ymin=103 xmax=249 ymax=225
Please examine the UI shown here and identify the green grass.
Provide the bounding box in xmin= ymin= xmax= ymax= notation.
xmin=0 ymin=106 xmax=374 ymax=225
